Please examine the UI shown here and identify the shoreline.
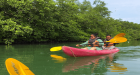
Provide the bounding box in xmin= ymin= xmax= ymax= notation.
xmin=0 ymin=41 xmax=85 ymax=45
xmin=0 ymin=39 xmax=137 ymax=45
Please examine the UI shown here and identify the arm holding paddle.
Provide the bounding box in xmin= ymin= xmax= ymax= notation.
xmin=95 ymin=39 xmax=104 ymax=47
xmin=76 ymin=40 xmax=104 ymax=47
xmin=76 ymin=40 xmax=88 ymax=47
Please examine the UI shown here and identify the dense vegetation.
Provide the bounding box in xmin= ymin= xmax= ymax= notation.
xmin=0 ymin=0 xmax=140 ymax=45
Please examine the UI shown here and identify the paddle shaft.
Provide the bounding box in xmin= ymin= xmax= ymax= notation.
xmin=76 ymin=43 xmax=117 ymax=47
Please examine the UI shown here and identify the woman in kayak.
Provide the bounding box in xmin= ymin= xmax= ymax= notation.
xmin=76 ymin=33 xmax=104 ymax=50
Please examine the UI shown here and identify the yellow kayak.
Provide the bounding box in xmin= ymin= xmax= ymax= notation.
xmin=5 ymin=58 xmax=35 ymax=75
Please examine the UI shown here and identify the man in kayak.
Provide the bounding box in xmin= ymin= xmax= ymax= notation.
xmin=102 ymin=35 xmax=118 ymax=50
xmin=76 ymin=33 xmax=104 ymax=50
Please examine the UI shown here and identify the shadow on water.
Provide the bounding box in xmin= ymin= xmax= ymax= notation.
xmin=50 ymin=53 xmax=128 ymax=75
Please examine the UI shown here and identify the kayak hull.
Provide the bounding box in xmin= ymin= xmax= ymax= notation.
xmin=62 ymin=46 xmax=119 ymax=57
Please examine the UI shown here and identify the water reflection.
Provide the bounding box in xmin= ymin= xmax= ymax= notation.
xmin=50 ymin=54 xmax=67 ymax=63
xmin=5 ymin=45 xmax=15 ymax=50
xmin=62 ymin=54 xmax=115 ymax=73
xmin=62 ymin=53 xmax=128 ymax=74
xmin=108 ymin=63 xmax=128 ymax=72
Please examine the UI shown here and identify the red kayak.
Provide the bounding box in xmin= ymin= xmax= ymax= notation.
xmin=62 ymin=46 xmax=119 ymax=57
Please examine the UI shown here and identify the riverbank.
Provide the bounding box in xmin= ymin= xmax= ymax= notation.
xmin=0 ymin=0 xmax=140 ymax=45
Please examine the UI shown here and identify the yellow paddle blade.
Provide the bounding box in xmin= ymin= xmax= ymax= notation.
xmin=5 ymin=58 xmax=35 ymax=75
xmin=50 ymin=54 xmax=66 ymax=63
xmin=114 ymin=33 xmax=126 ymax=38
xmin=50 ymin=46 xmax=62 ymax=52
xmin=106 ymin=37 xmax=127 ymax=43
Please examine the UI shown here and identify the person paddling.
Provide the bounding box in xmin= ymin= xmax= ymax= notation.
xmin=102 ymin=35 xmax=118 ymax=50
xmin=76 ymin=33 xmax=104 ymax=50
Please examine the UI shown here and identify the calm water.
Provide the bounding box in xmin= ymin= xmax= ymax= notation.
xmin=0 ymin=41 xmax=140 ymax=75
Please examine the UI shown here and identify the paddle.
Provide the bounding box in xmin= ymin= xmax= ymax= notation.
xmin=5 ymin=58 xmax=35 ymax=75
xmin=50 ymin=33 xmax=127 ymax=52
xmin=114 ymin=33 xmax=126 ymax=37
xmin=50 ymin=54 xmax=67 ymax=63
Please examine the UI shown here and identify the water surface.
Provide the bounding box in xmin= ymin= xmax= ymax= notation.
xmin=0 ymin=41 xmax=140 ymax=75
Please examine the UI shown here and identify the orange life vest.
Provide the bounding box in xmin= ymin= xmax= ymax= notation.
xmin=104 ymin=43 xmax=114 ymax=47
xmin=104 ymin=38 xmax=114 ymax=47
xmin=88 ymin=37 xmax=101 ymax=47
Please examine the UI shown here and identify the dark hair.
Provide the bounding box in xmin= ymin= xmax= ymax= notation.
xmin=106 ymin=34 xmax=111 ymax=37
xmin=91 ymin=33 xmax=98 ymax=37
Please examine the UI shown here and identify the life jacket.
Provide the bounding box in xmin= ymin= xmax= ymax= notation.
xmin=104 ymin=37 xmax=114 ymax=47
xmin=88 ymin=37 xmax=101 ymax=47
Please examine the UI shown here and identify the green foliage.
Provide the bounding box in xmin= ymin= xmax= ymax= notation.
xmin=0 ymin=19 xmax=33 ymax=45
xmin=0 ymin=0 xmax=139 ymax=45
